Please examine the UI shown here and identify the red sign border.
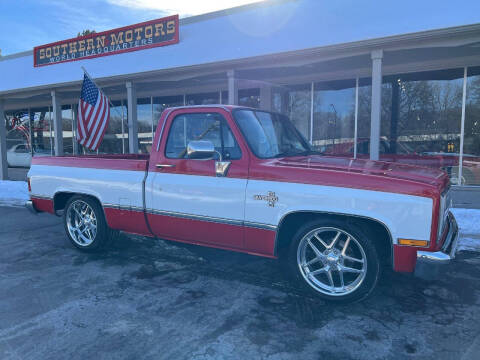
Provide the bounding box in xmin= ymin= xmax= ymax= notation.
xmin=33 ymin=14 xmax=179 ymax=67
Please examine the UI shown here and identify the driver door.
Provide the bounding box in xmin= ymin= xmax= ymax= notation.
xmin=145 ymin=108 xmax=249 ymax=250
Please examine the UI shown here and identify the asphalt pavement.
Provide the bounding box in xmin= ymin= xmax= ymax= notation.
xmin=1 ymin=206 xmax=479 ymax=360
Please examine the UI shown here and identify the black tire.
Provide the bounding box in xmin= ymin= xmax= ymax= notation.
xmin=63 ymin=195 xmax=111 ymax=252
xmin=286 ymin=218 xmax=380 ymax=303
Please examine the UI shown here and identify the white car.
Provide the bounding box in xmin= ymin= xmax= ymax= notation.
xmin=7 ymin=144 xmax=49 ymax=167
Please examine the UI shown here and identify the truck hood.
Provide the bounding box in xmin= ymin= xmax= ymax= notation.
xmin=272 ymin=155 xmax=449 ymax=191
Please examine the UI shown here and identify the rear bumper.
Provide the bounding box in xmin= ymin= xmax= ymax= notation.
xmin=414 ymin=211 xmax=459 ymax=280
xmin=25 ymin=200 xmax=39 ymax=214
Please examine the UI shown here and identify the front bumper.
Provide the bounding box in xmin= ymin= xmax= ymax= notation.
xmin=414 ymin=211 xmax=459 ymax=280
xmin=25 ymin=200 xmax=39 ymax=214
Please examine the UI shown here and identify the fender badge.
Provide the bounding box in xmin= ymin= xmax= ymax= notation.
xmin=253 ymin=191 xmax=278 ymax=207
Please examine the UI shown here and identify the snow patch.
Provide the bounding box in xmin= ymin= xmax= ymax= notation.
xmin=457 ymin=237 xmax=480 ymax=252
xmin=450 ymin=208 xmax=480 ymax=252
xmin=0 ymin=180 xmax=28 ymax=207
xmin=450 ymin=208 xmax=480 ymax=236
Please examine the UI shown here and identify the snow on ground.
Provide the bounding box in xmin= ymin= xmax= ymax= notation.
xmin=0 ymin=180 xmax=28 ymax=207
xmin=450 ymin=208 xmax=480 ymax=252
xmin=0 ymin=180 xmax=479 ymax=251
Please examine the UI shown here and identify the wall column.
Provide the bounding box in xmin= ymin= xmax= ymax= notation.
xmin=51 ymin=90 xmax=64 ymax=156
xmin=227 ymin=70 xmax=238 ymax=105
xmin=0 ymin=100 xmax=8 ymax=180
xmin=370 ymin=49 xmax=383 ymax=161
xmin=126 ymin=81 xmax=138 ymax=154
xmin=260 ymin=85 xmax=272 ymax=111
xmin=72 ymin=104 xmax=79 ymax=155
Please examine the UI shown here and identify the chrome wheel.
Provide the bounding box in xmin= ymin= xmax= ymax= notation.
xmin=66 ymin=200 xmax=98 ymax=246
xmin=297 ymin=227 xmax=367 ymax=296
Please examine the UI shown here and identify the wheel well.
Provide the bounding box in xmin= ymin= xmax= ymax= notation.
xmin=53 ymin=192 xmax=102 ymax=213
xmin=275 ymin=212 xmax=392 ymax=266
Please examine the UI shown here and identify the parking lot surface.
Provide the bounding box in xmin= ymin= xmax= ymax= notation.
xmin=1 ymin=206 xmax=479 ymax=360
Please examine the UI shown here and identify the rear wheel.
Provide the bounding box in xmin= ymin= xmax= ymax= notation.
xmin=64 ymin=195 xmax=110 ymax=251
xmin=286 ymin=218 xmax=380 ymax=302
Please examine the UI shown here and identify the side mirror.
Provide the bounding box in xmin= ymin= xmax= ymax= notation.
xmin=187 ymin=140 xmax=215 ymax=160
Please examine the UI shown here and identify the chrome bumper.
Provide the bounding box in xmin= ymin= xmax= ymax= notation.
xmin=25 ymin=200 xmax=39 ymax=214
xmin=415 ymin=211 xmax=459 ymax=280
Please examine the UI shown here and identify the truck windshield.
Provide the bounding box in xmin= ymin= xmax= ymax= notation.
xmin=233 ymin=109 xmax=312 ymax=159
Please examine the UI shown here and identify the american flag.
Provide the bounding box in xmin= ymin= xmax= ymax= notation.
xmin=77 ymin=73 xmax=110 ymax=151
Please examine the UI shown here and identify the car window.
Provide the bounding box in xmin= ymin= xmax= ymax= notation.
xmin=165 ymin=112 xmax=241 ymax=160
xmin=15 ymin=145 xmax=28 ymax=153
xmin=234 ymin=109 xmax=310 ymax=158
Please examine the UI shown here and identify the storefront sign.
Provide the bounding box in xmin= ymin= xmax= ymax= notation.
xmin=34 ymin=15 xmax=179 ymax=67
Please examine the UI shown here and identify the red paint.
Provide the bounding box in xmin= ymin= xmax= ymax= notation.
xmin=31 ymin=197 xmax=54 ymax=214
xmin=32 ymin=155 xmax=148 ymax=171
xmin=326 ymin=138 xmax=480 ymax=185
xmin=147 ymin=212 xmax=244 ymax=250
xmin=33 ymin=15 xmax=179 ymax=67
xmin=244 ymin=227 xmax=276 ymax=256
xmin=104 ymin=207 xmax=152 ymax=237
xmin=393 ymin=245 xmax=418 ymax=272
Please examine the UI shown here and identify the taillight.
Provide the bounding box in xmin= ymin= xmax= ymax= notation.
xmin=27 ymin=177 xmax=32 ymax=192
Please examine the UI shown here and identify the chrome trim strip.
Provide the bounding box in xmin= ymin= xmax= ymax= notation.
xmin=101 ymin=204 xmax=277 ymax=231
xmin=244 ymin=221 xmax=277 ymax=231
xmin=147 ymin=208 xmax=244 ymax=227
xmin=103 ymin=203 xmax=144 ymax=212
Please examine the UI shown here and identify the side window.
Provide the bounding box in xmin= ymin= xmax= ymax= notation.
xmin=165 ymin=113 xmax=242 ymax=160
xmin=15 ymin=145 xmax=27 ymax=153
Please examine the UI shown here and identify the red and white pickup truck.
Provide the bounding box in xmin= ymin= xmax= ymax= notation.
xmin=26 ymin=105 xmax=458 ymax=302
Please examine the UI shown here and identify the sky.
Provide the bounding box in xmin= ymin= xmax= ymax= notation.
xmin=0 ymin=0 xmax=262 ymax=55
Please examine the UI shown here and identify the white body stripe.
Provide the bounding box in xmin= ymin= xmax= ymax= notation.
xmin=245 ymin=179 xmax=433 ymax=244
xmin=28 ymin=165 xmax=434 ymax=244
xmin=145 ymin=172 xmax=247 ymax=221
xmin=29 ymin=165 xmax=144 ymax=209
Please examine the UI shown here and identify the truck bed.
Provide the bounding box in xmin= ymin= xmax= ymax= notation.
xmin=29 ymin=154 xmax=151 ymax=235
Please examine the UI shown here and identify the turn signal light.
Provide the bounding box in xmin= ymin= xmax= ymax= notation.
xmin=398 ymin=239 xmax=428 ymax=247
xmin=27 ymin=177 xmax=31 ymax=192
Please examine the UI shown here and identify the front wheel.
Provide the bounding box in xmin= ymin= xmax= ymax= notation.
xmin=286 ymin=219 xmax=380 ymax=302
xmin=64 ymin=195 xmax=110 ymax=252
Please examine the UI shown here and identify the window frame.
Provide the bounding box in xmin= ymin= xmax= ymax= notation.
xmin=164 ymin=111 xmax=243 ymax=161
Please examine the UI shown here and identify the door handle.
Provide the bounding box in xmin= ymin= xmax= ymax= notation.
xmin=156 ymin=164 xmax=176 ymax=169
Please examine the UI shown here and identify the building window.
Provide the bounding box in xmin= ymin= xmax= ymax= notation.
xmin=381 ymin=69 xmax=464 ymax=184
xmin=312 ymin=79 xmax=356 ymax=154
xmin=153 ymin=95 xmax=184 ymax=134
xmin=97 ymin=100 xmax=127 ymax=154
xmin=186 ymin=92 xmax=219 ymax=105
xmin=137 ymin=97 xmax=153 ymax=154
xmin=61 ymin=105 xmax=74 ymax=154
xmin=239 ymin=88 xmax=260 ymax=108
xmin=464 ymin=66 xmax=480 ymax=186
xmin=30 ymin=107 xmax=53 ymax=155
xmin=287 ymin=84 xmax=311 ymax=140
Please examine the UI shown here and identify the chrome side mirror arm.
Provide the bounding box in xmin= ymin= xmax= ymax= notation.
xmin=215 ymin=160 xmax=231 ymax=177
